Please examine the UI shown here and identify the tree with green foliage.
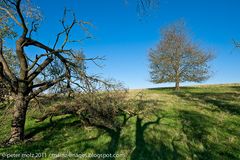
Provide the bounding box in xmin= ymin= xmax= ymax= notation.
xmin=149 ymin=21 xmax=214 ymax=90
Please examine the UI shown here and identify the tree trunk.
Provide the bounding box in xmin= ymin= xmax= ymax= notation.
xmin=175 ymin=81 xmax=180 ymax=90
xmin=8 ymin=94 xmax=28 ymax=143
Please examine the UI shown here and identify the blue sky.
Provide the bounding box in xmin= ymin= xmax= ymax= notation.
xmin=27 ymin=0 xmax=240 ymax=89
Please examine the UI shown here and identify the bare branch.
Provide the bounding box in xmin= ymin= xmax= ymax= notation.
xmin=0 ymin=38 xmax=17 ymax=81
xmin=27 ymin=73 xmax=66 ymax=101
xmin=0 ymin=62 xmax=13 ymax=87
xmin=27 ymin=51 xmax=66 ymax=71
xmin=28 ymin=56 xmax=53 ymax=83
xmin=16 ymin=0 xmax=28 ymax=37
xmin=28 ymin=21 xmax=39 ymax=38
xmin=0 ymin=6 xmax=22 ymax=28
xmin=53 ymin=9 xmax=78 ymax=50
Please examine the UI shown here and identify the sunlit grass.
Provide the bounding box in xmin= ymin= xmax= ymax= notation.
xmin=0 ymin=84 xmax=240 ymax=159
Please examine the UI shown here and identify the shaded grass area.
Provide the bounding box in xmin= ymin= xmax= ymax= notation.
xmin=0 ymin=84 xmax=240 ymax=159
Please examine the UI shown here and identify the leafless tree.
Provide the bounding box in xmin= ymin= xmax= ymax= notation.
xmin=149 ymin=21 xmax=214 ymax=90
xmin=0 ymin=0 xmax=103 ymax=144
xmin=0 ymin=0 xmax=160 ymax=144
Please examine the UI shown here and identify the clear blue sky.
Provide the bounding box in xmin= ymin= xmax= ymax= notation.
xmin=29 ymin=0 xmax=240 ymax=89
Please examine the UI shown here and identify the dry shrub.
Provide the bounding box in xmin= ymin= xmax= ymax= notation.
xmin=33 ymin=83 xmax=129 ymax=130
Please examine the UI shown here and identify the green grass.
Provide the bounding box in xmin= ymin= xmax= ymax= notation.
xmin=0 ymin=84 xmax=240 ymax=160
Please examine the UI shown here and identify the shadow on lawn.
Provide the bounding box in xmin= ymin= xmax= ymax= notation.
xmin=0 ymin=115 xmax=82 ymax=157
xmin=174 ymin=91 xmax=240 ymax=115
xmin=24 ymin=115 xmax=81 ymax=140
xmin=230 ymin=85 xmax=240 ymax=92
xmin=96 ymin=113 xmax=178 ymax=160
xmin=129 ymin=114 xmax=188 ymax=160
xmin=92 ymin=113 xmax=131 ymax=160
xmin=179 ymin=110 xmax=240 ymax=160
xmin=130 ymin=115 xmax=160 ymax=160
xmin=148 ymin=86 xmax=197 ymax=92
xmin=92 ymin=98 xmax=167 ymax=160
xmin=2 ymin=93 xmax=239 ymax=160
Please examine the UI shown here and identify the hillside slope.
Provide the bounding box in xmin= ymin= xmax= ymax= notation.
xmin=0 ymin=84 xmax=240 ymax=160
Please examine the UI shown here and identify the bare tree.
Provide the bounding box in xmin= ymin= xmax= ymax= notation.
xmin=0 ymin=0 xmax=103 ymax=144
xmin=0 ymin=0 xmax=160 ymax=144
xmin=149 ymin=21 xmax=214 ymax=90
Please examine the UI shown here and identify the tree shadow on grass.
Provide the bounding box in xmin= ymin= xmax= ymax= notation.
xmin=230 ymin=85 xmax=240 ymax=92
xmin=125 ymin=97 xmax=188 ymax=160
xmin=91 ymin=113 xmax=132 ymax=160
xmin=0 ymin=115 xmax=82 ymax=156
xmin=174 ymin=91 xmax=240 ymax=115
xmin=86 ymin=98 xmax=175 ymax=160
xmin=24 ymin=115 xmax=79 ymax=140
xmin=130 ymin=114 xmax=189 ymax=160
xmin=130 ymin=115 xmax=161 ymax=160
xmin=148 ymin=86 xmax=197 ymax=91
xmin=179 ymin=110 xmax=240 ymax=160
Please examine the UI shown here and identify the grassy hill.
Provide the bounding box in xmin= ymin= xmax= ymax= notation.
xmin=0 ymin=84 xmax=240 ymax=160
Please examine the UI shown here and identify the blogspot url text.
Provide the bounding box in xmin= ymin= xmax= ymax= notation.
xmin=0 ymin=152 xmax=126 ymax=159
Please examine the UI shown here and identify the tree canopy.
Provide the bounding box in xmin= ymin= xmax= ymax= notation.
xmin=149 ymin=21 xmax=214 ymax=90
